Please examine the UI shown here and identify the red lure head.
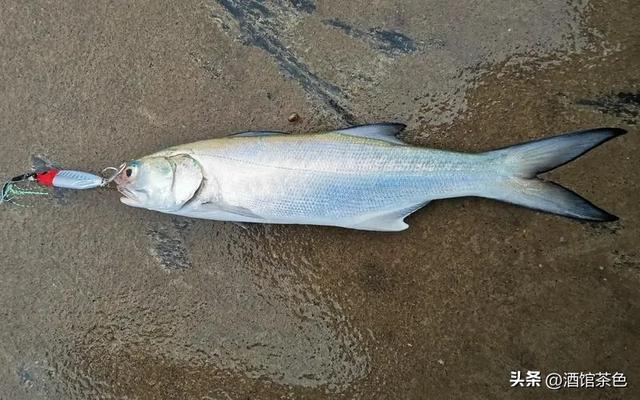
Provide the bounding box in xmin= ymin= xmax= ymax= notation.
xmin=34 ymin=169 xmax=60 ymax=187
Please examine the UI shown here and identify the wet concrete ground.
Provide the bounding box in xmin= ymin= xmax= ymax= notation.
xmin=0 ymin=0 xmax=638 ymax=399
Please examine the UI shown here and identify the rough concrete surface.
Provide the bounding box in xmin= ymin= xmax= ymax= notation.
xmin=0 ymin=0 xmax=638 ymax=399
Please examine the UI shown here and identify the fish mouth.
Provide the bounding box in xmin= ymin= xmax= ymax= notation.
xmin=117 ymin=185 xmax=134 ymax=199
xmin=114 ymin=167 xmax=135 ymax=199
xmin=117 ymin=185 xmax=143 ymax=207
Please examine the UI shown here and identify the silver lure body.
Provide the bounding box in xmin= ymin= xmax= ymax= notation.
xmin=115 ymin=124 xmax=622 ymax=230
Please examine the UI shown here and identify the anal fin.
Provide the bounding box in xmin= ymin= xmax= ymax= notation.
xmin=348 ymin=202 xmax=429 ymax=231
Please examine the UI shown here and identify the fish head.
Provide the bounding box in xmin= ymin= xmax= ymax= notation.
xmin=115 ymin=154 xmax=203 ymax=211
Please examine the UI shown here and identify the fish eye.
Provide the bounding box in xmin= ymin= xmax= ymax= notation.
xmin=125 ymin=168 xmax=133 ymax=177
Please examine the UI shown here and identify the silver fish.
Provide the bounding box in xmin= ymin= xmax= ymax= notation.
xmin=114 ymin=124 xmax=624 ymax=231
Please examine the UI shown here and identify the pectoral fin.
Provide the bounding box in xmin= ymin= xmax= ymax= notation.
xmin=221 ymin=203 xmax=263 ymax=220
xmin=190 ymin=200 xmax=264 ymax=222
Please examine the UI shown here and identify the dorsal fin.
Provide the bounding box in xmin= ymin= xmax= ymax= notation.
xmin=334 ymin=123 xmax=407 ymax=145
xmin=229 ymin=130 xmax=287 ymax=138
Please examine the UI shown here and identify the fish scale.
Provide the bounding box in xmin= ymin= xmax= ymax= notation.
xmin=175 ymin=135 xmax=493 ymax=223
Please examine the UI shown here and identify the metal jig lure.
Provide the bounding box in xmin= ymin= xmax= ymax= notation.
xmin=1 ymin=161 xmax=126 ymax=205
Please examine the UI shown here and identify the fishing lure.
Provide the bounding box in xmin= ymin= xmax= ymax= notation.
xmin=1 ymin=162 xmax=125 ymax=205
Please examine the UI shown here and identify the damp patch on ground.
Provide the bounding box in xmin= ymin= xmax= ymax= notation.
xmin=576 ymin=92 xmax=640 ymax=125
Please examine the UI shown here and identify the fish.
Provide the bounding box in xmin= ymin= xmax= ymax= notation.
xmin=114 ymin=123 xmax=625 ymax=231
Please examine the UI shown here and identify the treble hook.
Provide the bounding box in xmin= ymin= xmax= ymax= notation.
xmin=100 ymin=163 xmax=127 ymax=186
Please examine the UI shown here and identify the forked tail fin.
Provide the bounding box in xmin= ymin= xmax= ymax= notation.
xmin=483 ymin=128 xmax=626 ymax=221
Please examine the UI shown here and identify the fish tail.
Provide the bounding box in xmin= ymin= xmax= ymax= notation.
xmin=482 ymin=127 xmax=626 ymax=221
